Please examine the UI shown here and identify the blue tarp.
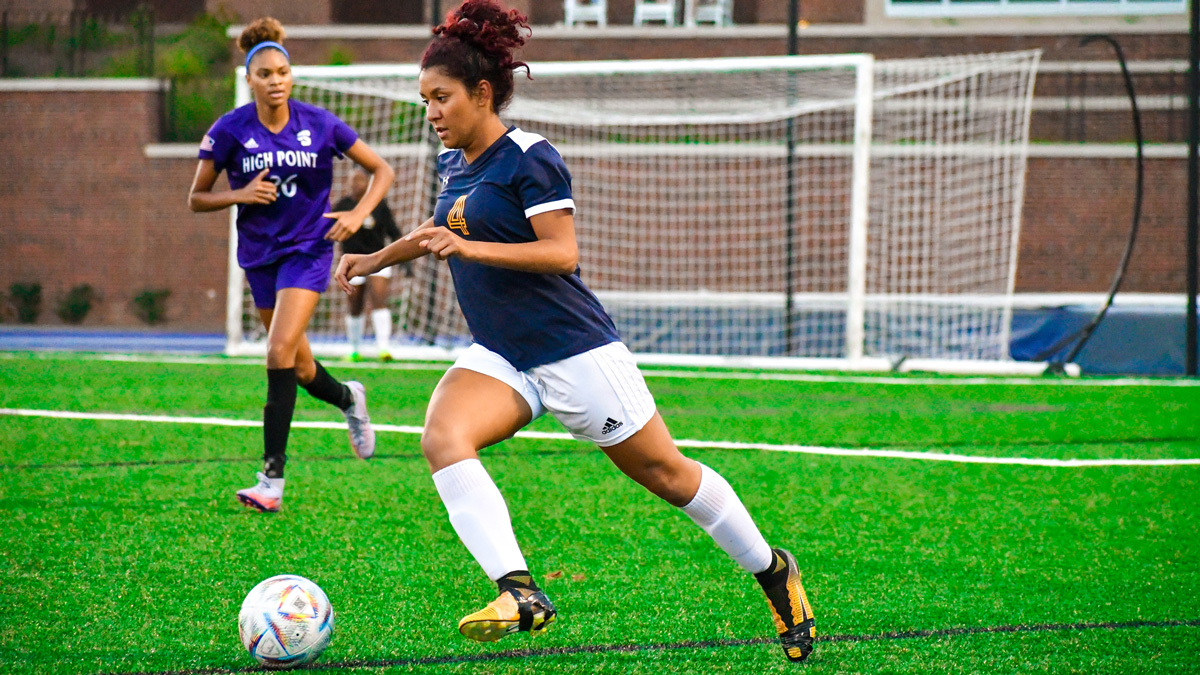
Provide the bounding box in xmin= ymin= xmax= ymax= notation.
xmin=0 ymin=328 xmax=224 ymax=354
xmin=2 ymin=304 xmax=1195 ymax=375
xmin=1010 ymin=305 xmax=1197 ymax=376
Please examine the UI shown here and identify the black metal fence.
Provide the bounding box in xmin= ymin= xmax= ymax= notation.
xmin=2 ymin=6 xmax=234 ymax=143
xmin=1 ymin=7 xmax=156 ymax=78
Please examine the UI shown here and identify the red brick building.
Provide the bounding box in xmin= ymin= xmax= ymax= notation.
xmin=0 ymin=0 xmax=1189 ymax=329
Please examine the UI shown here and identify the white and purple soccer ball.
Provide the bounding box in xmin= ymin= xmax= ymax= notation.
xmin=238 ymin=574 xmax=334 ymax=669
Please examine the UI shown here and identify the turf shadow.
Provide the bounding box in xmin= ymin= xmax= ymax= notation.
xmin=103 ymin=617 xmax=1200 ymax=675
xmin=0 ymin=446 xmax=594 ymax=472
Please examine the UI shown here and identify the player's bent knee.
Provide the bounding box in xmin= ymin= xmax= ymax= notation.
xmin=418 ymin=430 xmax=441 ymax=461
xmin=420 ymin=423 xmax=476 ymax=471
xmin=627 ymin=459 xmax=694 ymax=506
xmin=294 ymin=358 xmax=317 ymax=384
xmin=265 ymin=342 xmax=299 ymax=369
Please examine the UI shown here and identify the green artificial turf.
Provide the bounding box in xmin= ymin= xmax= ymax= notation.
xmin=0 ymin=353 xmax=1197 ymax=674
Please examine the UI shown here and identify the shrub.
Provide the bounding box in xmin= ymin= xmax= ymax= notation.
xmin=327 ymin=45 xmax=354 ymax=66
xmin=9 ymin=283 xmax=42 ymax=324
xmin=56 ymin=284 xmax=97 ymax=324
xmin=132 ymin=289 xmax=171 ymax=325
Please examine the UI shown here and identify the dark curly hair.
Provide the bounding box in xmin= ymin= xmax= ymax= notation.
xmin=421 ymin=0 xmax=531 ymax=113
xmin=238 ymin=17 xmax=285 ymax=54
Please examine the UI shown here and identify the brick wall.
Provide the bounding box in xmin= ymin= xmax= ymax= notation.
xmin=758 ymin=0 xmax=864 ymax=24
xmin=442 ymin=0 xmax=859 ymax=26
xmin=2 ymin=0 xmax=75 ymax=12
xmin=275 ymin=31 xmax=1185 ymax=67
xmin=0 ymin=86 xmax=1187 ymax=331
xmin=206 ymin=0 xmax=332 ymax=26
xmin=1017 ymin=157 xmax=1186 ymax=294
xmin=0 ymin=87 xmax=229 ymax=328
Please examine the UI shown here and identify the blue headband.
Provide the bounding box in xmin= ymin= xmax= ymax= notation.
xmin=245 ymin=41 xmax=289 ymax=70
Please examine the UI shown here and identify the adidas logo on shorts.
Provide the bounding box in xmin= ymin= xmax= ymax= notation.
xmin=601 ymin=417 xmax=623 ymax=435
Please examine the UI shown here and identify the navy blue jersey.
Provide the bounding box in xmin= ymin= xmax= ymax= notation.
xmin=434 ymin=128 xmax=620 ymax=371
xmin=199 ymin=100 xmax=358 ymax=269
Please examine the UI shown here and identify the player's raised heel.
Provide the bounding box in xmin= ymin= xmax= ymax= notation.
xmin=343 ymin=381 xmax=375 ymax=459
xmin=236 ymin=472 xmax=282 ymax=513
xmin=780 ymin=617 xmax=816 ymax=662
xmin=458 ymin=588 xmax=557 ymax=643
xmin=758 ymin=548 xmax=816 ymax=663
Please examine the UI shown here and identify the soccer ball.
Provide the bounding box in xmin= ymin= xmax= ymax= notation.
xmin=238 ymin=574 xmax=335 ymax=669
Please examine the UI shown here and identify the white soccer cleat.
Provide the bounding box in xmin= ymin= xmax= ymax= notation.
xmin=343 ymin=381 xmax=375 ymax=459
xmin=237 ymin=472 xmax=283 ymax=513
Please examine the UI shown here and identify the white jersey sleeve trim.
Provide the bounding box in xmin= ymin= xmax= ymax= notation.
xmin=507 ymin=128 xmax=549 ymax=153
xmin=525 ymin=199 xmax=576 ymax=218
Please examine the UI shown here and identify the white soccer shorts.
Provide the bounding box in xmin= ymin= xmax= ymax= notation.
xmin=448 ymin=341 xmax=657 ymax=447
xmin=349 ymin=264 xmax=394 ymax=286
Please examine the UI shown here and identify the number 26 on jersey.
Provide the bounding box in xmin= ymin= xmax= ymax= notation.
xmin=269 ymin=174 xmax=298 ymax=199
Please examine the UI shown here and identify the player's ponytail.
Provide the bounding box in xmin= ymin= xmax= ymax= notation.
xmin=421 ymin=0 xmax=531 ymax=113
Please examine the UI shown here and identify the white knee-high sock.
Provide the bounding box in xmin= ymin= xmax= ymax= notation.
xmin=345 ymin=315 xmax=364 ymax=352
xmin=432 ymin=458 xmax=529 ymax=580
xmin=371 ymin=308 xmax=392 ymax=351
xmin=681 ymin=463 xmax=774 ymax=574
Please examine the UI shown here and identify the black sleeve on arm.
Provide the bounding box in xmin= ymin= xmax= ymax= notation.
xmin=378 ymin=203 xmax=401 ymax=242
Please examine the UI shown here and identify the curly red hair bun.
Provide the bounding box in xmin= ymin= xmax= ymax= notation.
xmin=422 ymin=0 xmax=531 ymax=113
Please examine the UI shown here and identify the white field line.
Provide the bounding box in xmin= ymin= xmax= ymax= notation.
xmin=3 ymin=408 xmax=1198 ymax=468
xmin=635 ymin=370 xmax=1200 ymax=388
xmin=2 ymin=352 xmax=1199 ymax=387
xmin=0 ymin=352 xmax=451 ymax=373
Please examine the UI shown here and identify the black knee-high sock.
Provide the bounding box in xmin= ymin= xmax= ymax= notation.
xmin=263 ymin=368 xmax=297 ymax=479
xmin=300 ymin=361 xmax=352 ymax=411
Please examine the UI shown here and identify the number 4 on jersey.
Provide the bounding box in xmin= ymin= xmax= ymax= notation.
xmin=448 ymin=195 xmax=469 ymax=235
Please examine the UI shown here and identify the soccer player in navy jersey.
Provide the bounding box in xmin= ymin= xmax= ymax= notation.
xmin=188 ymin=18 xmax=396 ymax=513
xmin=335 ymin=0 xmax=815 ymax=663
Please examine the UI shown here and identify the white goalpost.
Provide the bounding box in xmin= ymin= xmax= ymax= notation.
xmin=227 ymin=51 xmax=1043 ymax=373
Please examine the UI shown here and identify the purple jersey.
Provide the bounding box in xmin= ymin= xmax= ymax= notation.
xmin=199 ymin=100 xmax=358 ymax=269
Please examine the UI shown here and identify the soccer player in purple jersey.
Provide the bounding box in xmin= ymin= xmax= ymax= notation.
xmin=335 ymin=0 xmax=814 ymax=663
xmin=187 ymin=18 xmax=396 ymax=513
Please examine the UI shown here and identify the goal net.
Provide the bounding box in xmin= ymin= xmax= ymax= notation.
xmin=227 ymin=51 xmax=1041 ymax=370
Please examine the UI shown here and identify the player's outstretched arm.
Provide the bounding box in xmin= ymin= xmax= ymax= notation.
xmin=403 ymin=208 xmax=578 ymax=275
xmin=322 ymin=140 xmax=396 ymax=242
xmin=334 ymin=218 xmax=434 ymax=294
xmin=188 ymin=162 xmax=275 ymax=212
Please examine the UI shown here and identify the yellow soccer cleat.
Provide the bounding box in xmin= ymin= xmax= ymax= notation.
xmin=757 ymin=548 xmax=816 ymax=662
xmin=458 ymin=587 xmax=557 ymax=642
